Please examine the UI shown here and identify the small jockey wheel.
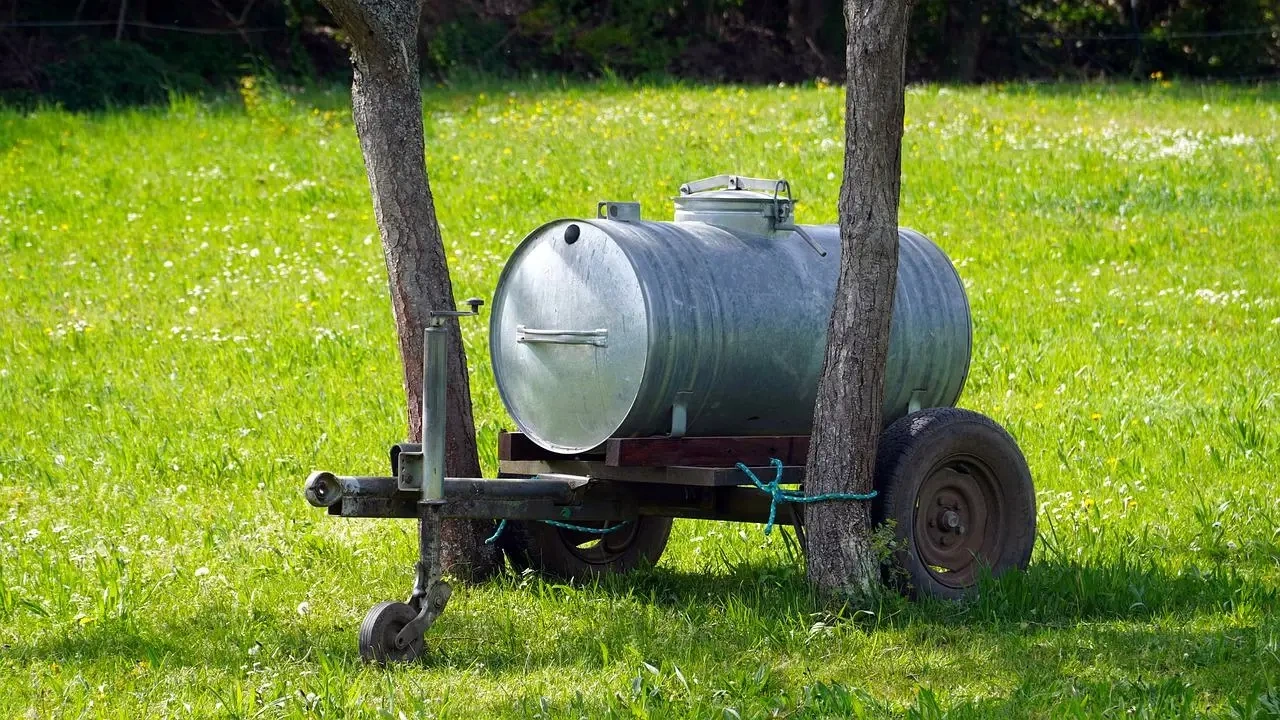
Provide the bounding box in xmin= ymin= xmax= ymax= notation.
xmin=357 ymin=299 xmax=480 ymax=663
xmin=359 ymin=601 xmax=424 ymax=663
xmin=357 ymin=503 xmax=453 ymax=664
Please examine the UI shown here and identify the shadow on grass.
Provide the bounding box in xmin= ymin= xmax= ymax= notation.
xmin=13 ymin=552 xmax=1277 ymax=684
xmin=609 ymin=549 xmax=1277 ymax=627
xmin=12 ymin=607 xmax=361 ymax=672
xmin=440 ymin=549 xmax=1280 ymax=674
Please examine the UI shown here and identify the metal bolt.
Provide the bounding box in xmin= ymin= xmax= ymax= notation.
xmin=942 ymin=510 xmax=961 ymax=529
xmin=936 ymin=497 xmax=945 ymax=507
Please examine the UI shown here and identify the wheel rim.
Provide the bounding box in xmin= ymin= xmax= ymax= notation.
xmin=913 ymin=453 xmax=1005 ymax=589
xmin=556 ymin=520 xmax=641 ymax=565
xmin=382 ymin=618 xmax=411 ymax=656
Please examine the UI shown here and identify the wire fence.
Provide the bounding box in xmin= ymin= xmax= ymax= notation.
xmin=1015 ymin=27 xmax=1277 ymax=42
xmin=1 ymin=16 xmax=1275 ymax=88
xmin=2 ymin=19 xmax=1276 ymax=41
xmin=0 ymin=20 xmax=285 ymax=35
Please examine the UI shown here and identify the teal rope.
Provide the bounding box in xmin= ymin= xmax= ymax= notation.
xmin=484 ymin=517 xmax=631 ymax=545
xmin=539 ymin=518 xmax=632 ymax=534
xmin=736 ymin=458 xmax=878 ymax=535
xmin=484 ymin=519 xmax=507 ymax=544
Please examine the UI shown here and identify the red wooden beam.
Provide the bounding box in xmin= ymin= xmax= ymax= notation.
xmin=497 ymin=431 xmax=605 ymax=462
xmin=604 ymin=435 xmax=810 ymax=468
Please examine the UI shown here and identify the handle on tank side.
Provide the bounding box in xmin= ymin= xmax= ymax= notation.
xmin=516 ymin=325 xmax=609 ymax=347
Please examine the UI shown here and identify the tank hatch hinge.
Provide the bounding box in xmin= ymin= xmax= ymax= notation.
xmin=670 ymin=391 xmax=693 ymax=438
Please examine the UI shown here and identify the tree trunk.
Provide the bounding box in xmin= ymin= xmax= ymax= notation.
xmin=321 ymin=0 xmax=500 ymax=581
xmin=804 ymin=0 xmax=912 ymax=600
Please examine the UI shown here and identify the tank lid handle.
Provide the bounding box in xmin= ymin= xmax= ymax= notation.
xmin=679 ymin=174 xmax=792 ymax=198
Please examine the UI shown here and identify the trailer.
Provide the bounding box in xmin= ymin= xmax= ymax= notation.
xmin=303 ymin=176 xmax=1036 ymax=662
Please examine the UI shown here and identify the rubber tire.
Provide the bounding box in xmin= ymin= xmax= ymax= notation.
xmin=872 ymin=408 xmax=1036 ymax=600
xmin=498 ymin=516 xmax=673 ymax=580
xmin=358 ymin=601 xmax=423 ymax=664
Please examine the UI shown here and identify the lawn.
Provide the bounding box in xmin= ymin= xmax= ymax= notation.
xmin=1 ymin=79 xmax=1278 ymax=718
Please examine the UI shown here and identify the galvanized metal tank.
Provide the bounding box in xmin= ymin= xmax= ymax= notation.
xmin=489 ymin=175 xmax=972 ymax=454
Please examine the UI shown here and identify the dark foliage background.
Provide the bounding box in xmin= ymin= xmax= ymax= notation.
xmin=2 ymin=0 xmax=1277 ymax=108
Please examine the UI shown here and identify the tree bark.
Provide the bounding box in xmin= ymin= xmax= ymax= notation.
xmin=804 ymin=0 xmax=912 ymax=601
xmin=321 ymin=0 xmax=500 ymax=581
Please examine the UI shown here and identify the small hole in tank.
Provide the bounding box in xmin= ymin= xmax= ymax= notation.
xmin=564 ymin=224 xmax=581 ymax=244
xmin=747 ymin=416 xmax=760 ymax=421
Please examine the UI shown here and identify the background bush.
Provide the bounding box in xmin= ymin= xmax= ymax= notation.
xmin=1 ymin=0 xmax=1278 ymax=108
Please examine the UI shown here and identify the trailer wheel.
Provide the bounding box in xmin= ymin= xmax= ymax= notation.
xmin=873 ymin=408 xmax=1035 ymax=599
xmin=498 ymin=517 xmax=673 ymax=580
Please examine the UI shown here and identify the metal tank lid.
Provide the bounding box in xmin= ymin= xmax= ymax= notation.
xmin=672 ymin=174 xmax=796 ymax=236
xmin=673 ymin=188 xmax=776 ymax=210
xmin=489 ymin=219 xmax=650 ymax=454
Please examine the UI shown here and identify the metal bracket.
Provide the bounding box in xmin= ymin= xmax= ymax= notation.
xmin=597 ymin=201 xmax=641 ymax=222
xmin=670 ymin=391 xmax=693 ymax=438
xmin=908 ymin=389 xmax=927 ymax=414
xmin=396 ymin=502 xmax=450 ymax=649
xmin=397 ymin=450 xmax=424 ymax=491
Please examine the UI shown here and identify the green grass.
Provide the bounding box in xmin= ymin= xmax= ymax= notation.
xmin=1 ymin=78 xmax=1279 ymax=718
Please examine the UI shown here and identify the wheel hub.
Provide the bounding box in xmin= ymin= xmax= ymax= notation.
xmin=939 ymin=509 xmax=962 ymax=531
xmin=914 ymin=455 xmax=1005 ymax=589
